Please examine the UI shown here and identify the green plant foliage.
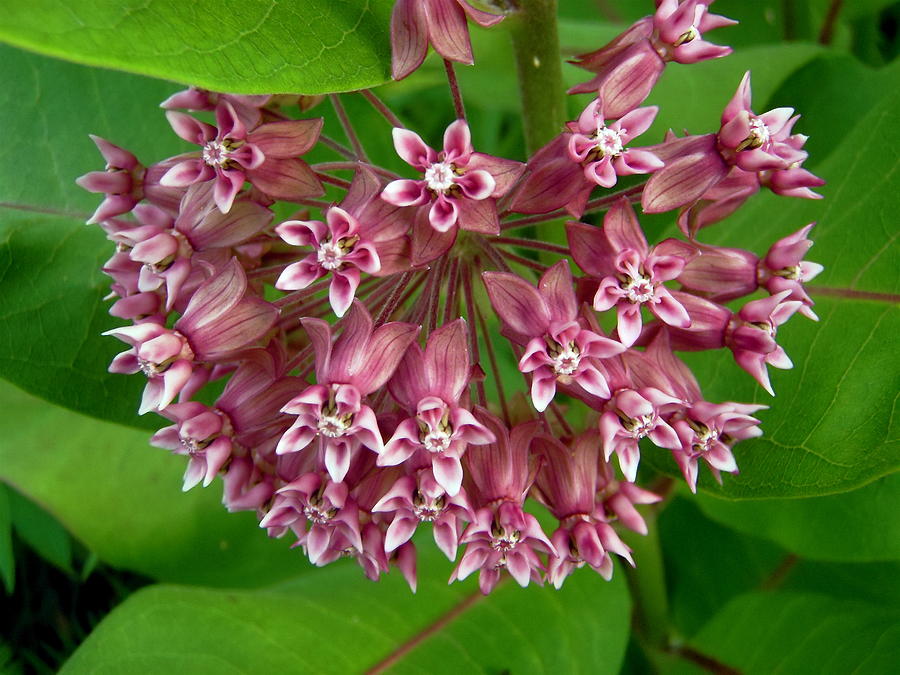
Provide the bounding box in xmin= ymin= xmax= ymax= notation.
xmin=646 ymin=81 xmax=900 ymax=499
xmin=0 ymin=486 xmax=13 ymax=593
xmin=696 ymin=473 xmax=900 ymax=561
xmin=684 ymin=592 xmax=900 ymax=673
xmin=658 ymin=497 xmax=784 ymax=637
xmin=61 ymin=549 xmax=631 ymax=674
xmin=0 ymin=1 xmax=395 ymax=95
xmin=0 ymin=45 xmax=188 ymax=428
xmin=0 ymin=381 xmax=307 ymax=587
xmin=7 ymin=488 xmax=73 ymax=575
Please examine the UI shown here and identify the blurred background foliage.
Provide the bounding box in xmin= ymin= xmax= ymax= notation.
xmin=0 ymin=0 xmax=898 ymax=672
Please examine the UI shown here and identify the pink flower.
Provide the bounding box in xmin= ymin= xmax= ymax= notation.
xmin=390 ymin=0 xmax=505 ymax=80
xmin=259 ymin=472 xmax=363 ymax=565
xmin=672 ymin=402 xmax=765 ymax=491
xmin=568 ymin=1 xmax=735 ymax=114
xmin=452 ymin=414 xmax=556 ymax=593
xmin=531 ymin=431 xmax=635 ymax=588
xmin=484 ymin=261 xmax=625 ymax=411
xmin=381 ymin=120 xmax=524 ymax=262
xmin=760 ymin=223 xmax=823 ymax=320
xmin=160 ymin=102 xmax=324 ymax=213
xmin=600 ymin=388 xmax=683 ymax=481
xmin=372 ymin=468 xmax=473 ymax=559
xmin=566 ymin=100 xmax=663 ymax=187
xmin=276 ymin=303 xmax=419 ymax=482
xmin=380 ymin=320 xmax=494 ymax=495
xmin=275 ymin=207 xmax=381 ymax=317
xmin=718 ymin=72 xmax=807 ymax=172
xmin=727 ymin=290 xmax=802 ymax=395
xmin=568 ymin=199 xmax=692 ymax=346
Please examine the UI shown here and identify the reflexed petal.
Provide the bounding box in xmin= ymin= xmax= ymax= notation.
xmin=423 ymin=0 xmax=472 ymax=64
xmin=392 ymin=128 xmax=436 ymax=169
xmin=391 ymin=0 xmax=429 ymax=80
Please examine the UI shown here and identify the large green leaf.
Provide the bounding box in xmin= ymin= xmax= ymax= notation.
xmin=683 ymin=592 xmax=900 ymax=674
xmin=695 ymin=473 xmax=900 ymax=562
xmin=0 ymin=1 xmax=394 ymax=95
xmin=0 ymin=45 xmax=190 ymax=427
xmin=0 ymin=381 xmax=304 ymax=587
xmin=658 ymin=497 xmax=784 ymax=637
xmin=645 ymin=73 xmax=900 ymax=499
xmin=61 ymin=548 xmax=631 ymax=674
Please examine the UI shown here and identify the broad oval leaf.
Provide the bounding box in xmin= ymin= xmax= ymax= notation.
xmin=695 ymin=472 xmax=900 ymax=562
xmin=683 ymin=591 xmax=900 ymax=674
xmin=61 ymin=549 xmax=631 ymax=674
xmin=0 ymin=1 xmax=394 ymax=95
xmin=0 ymin=381 xmax=304 ymax=587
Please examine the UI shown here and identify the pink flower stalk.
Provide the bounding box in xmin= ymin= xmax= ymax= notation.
xmin=484 ymin=261 xmax=625 ymax=411
xmin=599 ymin=388 xmax=683 ymax=482
xmin=452 ymin=415 xmax=555 ymax=593
xmin=759 ymin=223 xmax=823 ymax=320
xmin=372 ymin=467 xmax=474 ymax=559
xmin=380 ymin=320 xmax=494 ymax=495
xmin=727 ymin=290 xmax=802 ymax=395
xmin=390 ymin=0 xmax=505 ymax=80
xmin=259 ymin=472 xmax=363 ymax=565
xmin=569 ymin=1 xmax=735 ymax=114
xmin=531 ymin=431 xmax=635 ymax=588
xmin=381 ymin=120 xmax=524 ymax=258
xmin=276 ymin=302 xmax=419 ymax=482
xmin=566 ymin=100 xmax=663 ymax=188
xmin=568 ymin=200 xmax=692 ymax=346
xmin=675 ymin=166 xmax=760 ymax=237
xmin=160 ymin=102 xmax=324 ymax=213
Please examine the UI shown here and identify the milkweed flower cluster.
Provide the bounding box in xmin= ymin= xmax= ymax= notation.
xmin=79 ymin=0 xmax=822 ymax=594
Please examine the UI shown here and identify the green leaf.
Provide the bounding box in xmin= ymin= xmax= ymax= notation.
xmin=0 ymin=44 xmax=190 ymax=427
xmin=0 ymin=380 xmax=306 ymax=587
xmin=658 ymin=497 xmax=784 ymax=637
xmin=7 ymin=487 xmax=73 ymax=574
xmin=646 ymin=72 xmax=900 ymax=499
xmin=61 ymin=549 xmax=631 ymax=674
xmin=0 ymin=485 xmax=13 ymax=593
xmin=695 ymin=473 xmax=900 ymax=562
xmin=0 ymin=1 xmax=394 ymax=95
xmin=684 ymin=592 xmax=900 ymax=674
xmin=782 ymin=559 xmax=900 ymax=607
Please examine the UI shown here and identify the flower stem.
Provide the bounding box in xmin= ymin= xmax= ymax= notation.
xmin=621 ymin=510 xmax=671 ymax=650
xmin=508 ymin=0 xmax=566 ymax=155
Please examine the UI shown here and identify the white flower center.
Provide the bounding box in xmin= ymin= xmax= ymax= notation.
xmin=693 ymin=425 xmax=719 ymax=453
xmin=549 ymin=341 xmax=581 ymax=377
xmin=594 ymin=126 xmax=625 ymax=157
xmin=303 ymin=503 xmax=335 ymax=525
xmin=202 ymin=140 xmax=232 ymax=168
xmin=623 ymin=414 xmax=655 ymax=439
xmin=179 ymin=436 xmax=210 ymax=455
xmin=749 ymin=117 xmax=771 ymax=146
xmin=490 ymin=526 xmax=520 ymax=552
xmin=424 ymin=161 xmax=457 ymax=193
xmin=318 ymin=413 xmax=351 ymax=438
xmin=413 ymin=492 xmax=445 ymax=522
xmin=317 ymin=240 xmax=346 ymax=271
xmin=422 ymin=429 xmax=452 ymax=453
xmin=622 ymin=274 xmax=655 ymax=304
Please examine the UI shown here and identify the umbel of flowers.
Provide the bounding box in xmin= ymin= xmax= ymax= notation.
xmin=79 ymin=0 xmax=823 ymax=594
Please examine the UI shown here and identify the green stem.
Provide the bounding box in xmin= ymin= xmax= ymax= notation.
xmin=621 ymin=510 xmax=671 ymax=650
xmin=508 ymin=0 xmax=566 ymax=155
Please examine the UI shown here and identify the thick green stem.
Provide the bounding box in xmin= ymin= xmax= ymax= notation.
xmin=621 ymin=510 xmax=671 ymax=650
xmin=508 ymin=0 xmax=566 ymax=155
